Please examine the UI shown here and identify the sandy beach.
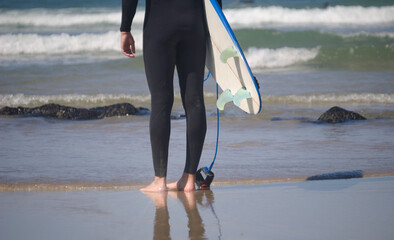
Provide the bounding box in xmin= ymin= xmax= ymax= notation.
xmin=1 ymin=176 xmax=393 ymax=240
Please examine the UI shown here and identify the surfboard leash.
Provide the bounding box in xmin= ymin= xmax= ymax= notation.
xmin=203 ymin=71 xmax=211 ymax=82
xmin=196 ymin=72 xmax=219 ymax=190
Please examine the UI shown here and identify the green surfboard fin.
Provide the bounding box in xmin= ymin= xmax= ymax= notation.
xmin=233 ymin=87 xmax=252 ymax=106
xmin=216 ymin=87 xmax=252 ymax=110
xmin=216 ymin=89 xmax=233 ymax=110
xmin=220 ymin=46 xmax=238 ymax=63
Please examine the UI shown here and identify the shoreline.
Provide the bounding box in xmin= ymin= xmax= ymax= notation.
xmin=1 ymin=176 xmax=393 ymax=240
xmin=1 ymin=172 xmax=393 ymax=192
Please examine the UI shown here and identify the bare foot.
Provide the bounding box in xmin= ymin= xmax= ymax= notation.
xmin=166 ymin=181 xmax=179 ymax=191
xmin=167 ymin=173 xmax=195 ymax=192
xmin=140 ymin=177 xmax=168 ymax=192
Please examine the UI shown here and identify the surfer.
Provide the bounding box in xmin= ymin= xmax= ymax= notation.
xmin=121 ymin=0 xmax=221 ymax=192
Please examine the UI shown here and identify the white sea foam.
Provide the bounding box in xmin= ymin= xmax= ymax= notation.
xmin=246 ymin=47 xmax=320 ymax=68
xmin=0 ymin=30 xmax=143 ymax=55
xmin=1 ymin=6 xmax=393 ymax=27
xmin=225 ymin=6 xmax=394 ymax=28
xmin=0 ymin=8 xmax=144 ymax=27
xmin=2 ymin=29 xmax=392 ymax=59
xmin=337 ymin=31 xmax=394 ymax=39
xmin=1 ymin=93 xmax=393 ymax=108
xmin=0 ymin=32 xmax=318 ymax=69
xmin=262 ymin=93 xmax=394 ymax=106
xmin=0 ymin=94 xmax=150 ymax=108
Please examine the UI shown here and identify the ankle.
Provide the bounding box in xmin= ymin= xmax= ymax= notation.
xmin=181 ymin=173 xmax=195 ymax=182
xmin=154 ymin=176 xmax=166 ymax=185
xmin=180 ymin=173 xmax=196 ymax=191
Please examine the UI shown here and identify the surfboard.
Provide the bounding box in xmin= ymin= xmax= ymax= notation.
xmin=204 ymin=0 xmax=262 ymax=114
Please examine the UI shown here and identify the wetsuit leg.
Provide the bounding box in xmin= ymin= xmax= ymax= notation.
xmin=176 ymin=31 xmax=207 ymax=175
xmin=143 ymin=35 xmax=176 ymax=177
xmin=143 ymin=0 xmax=206 ymax=177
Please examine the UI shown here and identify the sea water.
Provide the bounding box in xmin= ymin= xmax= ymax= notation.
xmin=0 ymin=0 xmax=393 ymax=190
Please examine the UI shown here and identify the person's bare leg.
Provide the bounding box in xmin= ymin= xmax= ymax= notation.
xmin=167 ymin=173 xmax=195 ymax=191
xmin=141 ymin=176 xmax=168 ymax=192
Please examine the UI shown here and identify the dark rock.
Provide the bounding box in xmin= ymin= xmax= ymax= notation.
xmin=318 ymin=106 xmax=366 ymax=123
xmin=0 ymin=103 xmax=149 ymax=120
xmin=33 ymin=103 xmax=98 ymax=120
xmin=307 ymin=170 xmax=363 ymax=181
xmin=91 ymin=103 xmax=138 ymax=118
xmin=0 ymin=106 xmax=25 ymax=115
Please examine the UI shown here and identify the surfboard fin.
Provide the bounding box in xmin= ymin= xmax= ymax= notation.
xmin=216 ymin=87 xmax=253 ymax=110
xmin=233 ymin=87 xmax=252 ymax=106
xmin=216 ymin=89 xmax=233 ymax=110
xmin=220 ymin=46 xmax=238 ymax=63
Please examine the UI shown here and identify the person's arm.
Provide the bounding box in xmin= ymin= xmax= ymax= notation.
xmin=120 ymin=0 xmax=139 ymax=58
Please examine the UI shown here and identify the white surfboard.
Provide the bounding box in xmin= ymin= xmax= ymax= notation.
xmin=204 ymin=0 xmax=261 ymax=114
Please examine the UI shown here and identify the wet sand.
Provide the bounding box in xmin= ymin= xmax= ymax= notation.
xmin=1 ymin=176 xmax=393 ymax=240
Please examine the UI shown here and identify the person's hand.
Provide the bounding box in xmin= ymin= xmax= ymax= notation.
xmin=121 ymin=32 xmax=135 ymax=58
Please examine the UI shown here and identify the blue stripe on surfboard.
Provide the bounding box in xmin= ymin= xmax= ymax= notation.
xmin=209 ymin=0 xmax=262 ymax=113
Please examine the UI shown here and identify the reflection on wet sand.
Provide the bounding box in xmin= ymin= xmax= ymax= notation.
xmin=143 ymin=190 xmax=218 ymax=240
xmin=150 ymin=192 xmax=170 ymax=240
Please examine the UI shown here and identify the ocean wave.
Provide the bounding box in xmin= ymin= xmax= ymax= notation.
xmin=1 ymin=93 xmax=393 ymax=108
xmin=1 ymin=32 xmax=392 ymax=70
xmin=2 ymin=29 xmax=392 ymax=57
xmin=235 ymin=28 xmax=394 ymax=51
xmin=263 ymin=93 xmax=394 ymax=106
xmin=246 ymin=47 xmax=320 ymax=68
xmin=0 ymin=55 xmax=126 ymax=67
xmin=338 ymin=31 xmax=394 ymax=39
xmin=0 ymin=93 xmax=151 ymax=108
xmin=0 ymin=8 xmax=140 ymax=27
xmin=225 ymin=6 xmax=394 ymax=28
xmin=314 ymin=45 xmax=394 ymax=70
xmin=0 ymin=30 xmax=143 ymax=55
xmin=1 ymin=6 xmax=393 ymax=28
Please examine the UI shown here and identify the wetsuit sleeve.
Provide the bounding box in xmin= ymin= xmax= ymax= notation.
xmin=120 ymin=0 xmax=139 ymax=32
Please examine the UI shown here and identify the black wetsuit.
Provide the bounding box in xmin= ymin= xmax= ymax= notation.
xmin=120 ymin=0 xmax=220 ymax=177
